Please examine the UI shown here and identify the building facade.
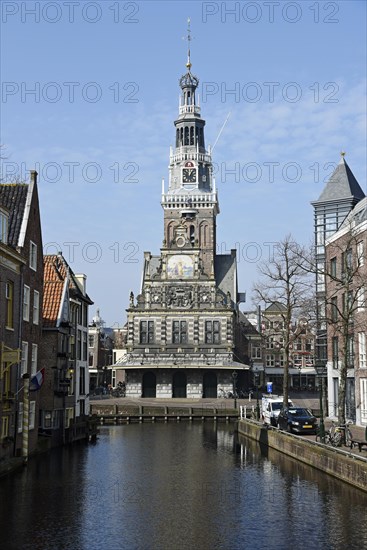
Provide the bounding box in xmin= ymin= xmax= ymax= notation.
xmin=40 ymin=254 xmax=93 ymax=445
xmin=244 ymin=304 xmax=316 ymax=393
xmin=88 ymin=309 xmax=114 ymax=391
xmin=118 ymin=49 xmax=249 ymax=398
xmin=311 ymin=156 xmax=365 ymax=362
xmin=0 ymin=200 xmax=25 ymax=461
xmin=325 ymin=197 xmax=367 ymax=425
xmin=0 ymin=171 xmax=43 ymax=461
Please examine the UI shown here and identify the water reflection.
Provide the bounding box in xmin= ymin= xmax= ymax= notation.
xmin=0 ymin=423 xmax=366 ymax=550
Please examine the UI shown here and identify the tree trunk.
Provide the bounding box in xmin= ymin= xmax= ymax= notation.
xmin=283 ymin=364 xmax=288 ymax=407
xmin=338 ymin=337 xmax=348 ymax=425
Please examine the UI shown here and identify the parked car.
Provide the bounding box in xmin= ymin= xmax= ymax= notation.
xmin=277 ymin=407 xmax=318 ymax=434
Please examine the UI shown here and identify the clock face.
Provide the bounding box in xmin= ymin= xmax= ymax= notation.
xmin=183 ymin=168 xmax=197 ymax=183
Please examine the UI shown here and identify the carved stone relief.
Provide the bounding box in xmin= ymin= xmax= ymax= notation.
xmin=167 ymin=286 xmax=193 ymax=308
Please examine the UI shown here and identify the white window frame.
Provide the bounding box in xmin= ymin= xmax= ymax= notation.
xmin=29 ymin=401 xmax=36 ymax=430
xmin=359 ymin=332 xmax=367 ymax=369
xmin=251 ymin=345 xmax=262 ymax=359
xmin=33 ymin=290 xmax=40 ymax=325
xmin=5 ymin=280 xmax=14 ymax=328
xmin=357 ymin=241 xmax=364 ymax=267
xmin=23 ymin=285 xmax=30 ymax=321
xmin=21 ymin=342 xmax=28 ymax=376
xmin=360 ymin=378 xmax=367 ymax=424
xmin=357 ymin=287 xmax=365 ymax=312
xmin=31 ymin=344 xmax=38 ymax=376
xmin=1 ymin=417 xmax=9 ymax=439
xmin=0 ymin=208 xmax=8 ymax=244
xmin=29 ymin=241 xmax=37 ymax=271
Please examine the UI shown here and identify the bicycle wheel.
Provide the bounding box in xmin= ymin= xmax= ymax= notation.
xmin=345 ymin=427 xmax=353 ymax=446
xmin=324 ymin=432 xmax=332 ymax=445
xmin=332 ymin=432 xmax=342 ymax=447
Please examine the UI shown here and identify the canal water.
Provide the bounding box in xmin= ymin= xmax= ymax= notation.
xmin=1 ymin=423 xmax=366 ymax=550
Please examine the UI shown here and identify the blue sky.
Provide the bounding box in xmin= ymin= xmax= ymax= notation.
xmin=1 ymin=0 xmax=366 ymax=325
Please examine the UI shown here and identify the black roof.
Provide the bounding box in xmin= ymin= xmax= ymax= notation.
xmin=0 ymin=184 xmax=28 ymax=248
xmin=313 ymin=158 xmax=365 ymax=204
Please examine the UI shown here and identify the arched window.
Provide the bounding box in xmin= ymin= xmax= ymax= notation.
xmin=184 ymin=127 xmax=189 ymax=145
xmin=190 ymin=127 xmax=194 ymax=145
xmin=190 ymin=225 xmax=195 ymax=245
xmin=200 ymin=223 xmax=209 ymax=246
xmin=167 ymin=222 xmax=176 ymax=245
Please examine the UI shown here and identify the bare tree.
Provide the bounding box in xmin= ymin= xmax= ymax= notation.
xmin=0 ymin=145 xmax=22 ymax=183
xmin=253 ymin=234 xmax=314 ymax=406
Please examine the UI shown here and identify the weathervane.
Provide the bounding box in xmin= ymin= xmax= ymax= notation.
xmin=340 ymin=151 xmax=346 ymax=157
xmin=183 ymin=17 xmax=194 ymax=71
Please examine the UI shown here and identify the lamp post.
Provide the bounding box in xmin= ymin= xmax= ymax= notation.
xmin=232 ymin=370 xmax=238 ymax=409
xmin=254 ymin=372 xmax=260 ymax=421
xmin=315 ymin=360 xmax=327 ymax=443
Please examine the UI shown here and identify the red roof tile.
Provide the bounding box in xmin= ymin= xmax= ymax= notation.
xmin=42 ymin=255 xmax=68 ymax=328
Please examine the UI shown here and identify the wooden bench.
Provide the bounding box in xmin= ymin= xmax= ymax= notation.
xmin=351 ymin=439 xmax=367 ymax=452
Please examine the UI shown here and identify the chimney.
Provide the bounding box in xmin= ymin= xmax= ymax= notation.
xmin=30 ymin=170 xmax=38 ymax=185
xmin=75 ymin=273 xmax=87 ymax=296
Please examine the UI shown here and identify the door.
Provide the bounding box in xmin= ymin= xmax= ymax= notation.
xmin=142 ymin=371 xmax=156 ymax=398
xmin=203 ymin=371 xmax=217 ymax=398
xmin=172 ymin=371 xmax=187 ymax=398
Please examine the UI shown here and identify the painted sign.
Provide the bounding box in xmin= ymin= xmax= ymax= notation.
xmin=167 ymin=255 xmax=194 ymax=279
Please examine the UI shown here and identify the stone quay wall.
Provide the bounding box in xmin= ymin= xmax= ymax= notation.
xmin=238 ymin=419 xmax=367 ymax=492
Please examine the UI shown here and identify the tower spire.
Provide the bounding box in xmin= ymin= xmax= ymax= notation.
xmin=186 ymin=17 xmax=192 ymax=71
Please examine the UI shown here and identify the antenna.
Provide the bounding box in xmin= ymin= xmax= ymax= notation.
xmin=212 ymin=112 xmax=231 ymax=152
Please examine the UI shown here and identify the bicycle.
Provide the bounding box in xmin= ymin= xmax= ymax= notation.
xmin=218 ymin=388 xmax=235 ymax=399
xmin=318 ymin=421 xmax=353 ymax=447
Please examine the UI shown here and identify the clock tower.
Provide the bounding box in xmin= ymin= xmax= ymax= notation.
xmin=162 ymin=24 xmax=218 ymax=276
xmin=118 ymin=21 xmax=249 ymax=399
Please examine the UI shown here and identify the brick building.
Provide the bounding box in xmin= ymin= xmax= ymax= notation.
xmin=0 ymin=171 xmax=43 ymax=460
xmin=40 ymin=254 xmax=93 ymax=445
xmin=325 ymin=197 xmax=367 ymax=425
xmin=244 ymin=304 xmax=316 ymax=393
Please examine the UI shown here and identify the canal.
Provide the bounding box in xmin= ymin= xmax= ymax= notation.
xmin=1 ymin=423 xmax=366 ymax=550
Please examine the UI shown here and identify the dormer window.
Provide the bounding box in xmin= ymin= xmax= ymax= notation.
xmin=0 ymin=209 xmax=9 ymax=244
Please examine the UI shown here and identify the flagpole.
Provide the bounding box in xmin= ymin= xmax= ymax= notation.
xmin=22 ymin=373 xmax=30 ymax=464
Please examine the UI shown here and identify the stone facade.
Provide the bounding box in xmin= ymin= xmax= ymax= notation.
xmin=117 ymin=52 xmax=249 ymax=398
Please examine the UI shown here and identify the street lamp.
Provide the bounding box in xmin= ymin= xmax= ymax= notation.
xmin=315 ymin=360 xmax=327 ymax=443
xmin=232 ymin=370 xmax=238 ymax=409
xmin=254 ymin=372 xmax=260 ymax=421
